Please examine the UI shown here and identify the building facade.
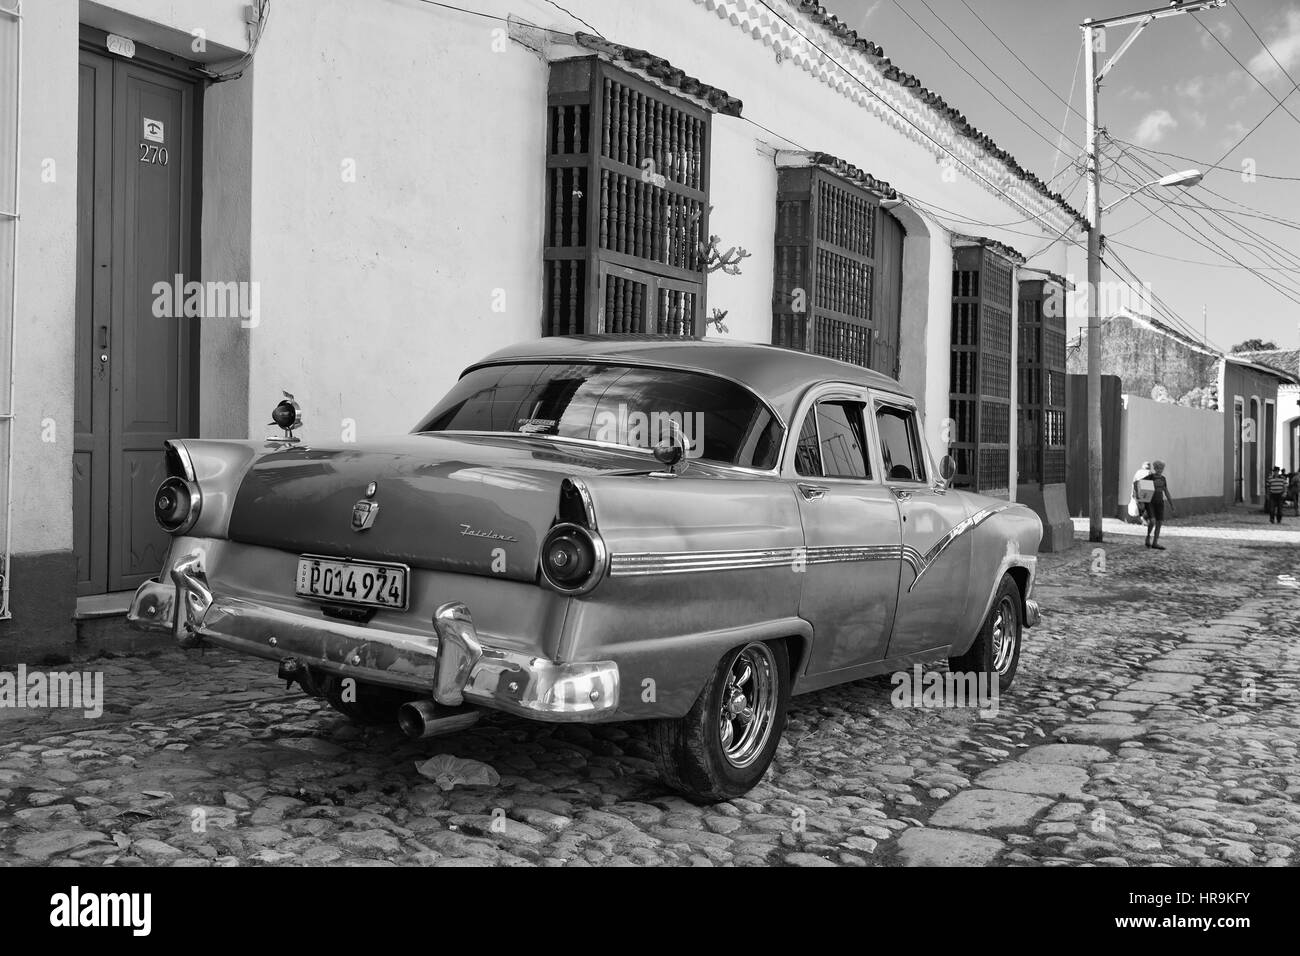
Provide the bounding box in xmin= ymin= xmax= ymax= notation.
xmin=1233 ymin=349 xmax=1300 ymax=478
xmin=1067 ymin=311 xmax=1299 ymax=513
xmin=2 ymin=0 xmax=1086 ymax=657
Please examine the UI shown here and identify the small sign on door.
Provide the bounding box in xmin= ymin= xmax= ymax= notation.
xmin=143 ymin=118 xmax=165 ymax=144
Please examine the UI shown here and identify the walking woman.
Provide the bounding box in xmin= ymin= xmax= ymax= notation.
xmin=1144 ymin=460 xmax=1177 ymax=550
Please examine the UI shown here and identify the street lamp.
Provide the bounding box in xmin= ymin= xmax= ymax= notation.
xmin=1102 ymin=169 xmax=1204 ymax=212
xmin=1081 ymin=0 xmax=1227 ymax=543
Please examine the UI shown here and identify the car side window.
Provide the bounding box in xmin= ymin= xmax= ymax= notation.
xmin=794 ymin=412 xmax=822 ymax=477
xmin=795 ymin=400 xmax=871 ymax=479
xmin=875 ymin=404 xmax=927 ymax=483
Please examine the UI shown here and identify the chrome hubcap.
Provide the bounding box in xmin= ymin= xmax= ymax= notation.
xmin=719 ymin=643 xmax=777 ymax=769
xmin=990 ymin=596 xmax=1019 ymax=675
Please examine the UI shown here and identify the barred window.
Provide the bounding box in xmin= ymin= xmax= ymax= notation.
xmin=1017 ymin=278 xmax=1068 ymax=486
xmin=545 ymin=58 xmax=712 ymax=338
xmin=948 ymin=244 xmax=1015 ymax=496
xmin=772 ymin=159 xmax=904 ymax=378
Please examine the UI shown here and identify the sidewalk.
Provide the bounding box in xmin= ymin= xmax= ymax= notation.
xmin=1071 ymin=507 xmax=1300 ymax=546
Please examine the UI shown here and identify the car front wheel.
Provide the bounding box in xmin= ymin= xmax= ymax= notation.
xmin=649 ymin=640 xmax=791 ymax=803
xmin=949 ymin=574 xmax=1022 ymax=691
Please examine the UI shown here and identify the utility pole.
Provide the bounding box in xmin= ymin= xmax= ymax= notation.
xmin=1080 ymin=0 xmax=1227 ymax=543
xmin=1084 ymin=19 xmax=1103 ymax=542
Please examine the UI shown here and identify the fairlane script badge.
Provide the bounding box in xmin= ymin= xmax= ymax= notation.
xmin=459 ymin=523 xmax=518 ymax=543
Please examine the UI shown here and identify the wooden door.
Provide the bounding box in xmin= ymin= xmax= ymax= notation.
xmin=75 ymin=47 xmax=198 ymax=595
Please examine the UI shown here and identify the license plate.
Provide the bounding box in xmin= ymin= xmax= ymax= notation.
xmin=295 ymin=555 xmax=409 ymax=610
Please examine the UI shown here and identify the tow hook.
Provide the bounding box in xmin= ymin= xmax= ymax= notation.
xmin=278 ymin=657 xmax=319 ymax=695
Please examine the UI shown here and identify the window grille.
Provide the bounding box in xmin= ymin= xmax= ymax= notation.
xmin=948 ymin=245 xmax=1016 ymax=496
xmin=545 ymin=58 xmax=711 ymax=338
xmin=772 ymin=162 xmax=903 ymax=377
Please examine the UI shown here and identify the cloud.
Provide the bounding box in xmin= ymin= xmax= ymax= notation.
xmin=1175 ymin=76 xmax=1206 ymax=102
xmin=1248 ymin=10 xmax=1300 ymax=80
xmin=1198 ymin=18 xmax=1233 ymax=51
xmin=1134 ymin=109 xmax=1178 ymax=145
xmin=1218 ymin=120 xmax=1249 ymax=153
xmin=1187 ymin=109 xmax=1207 ymax=130
xmin=1119 ymin=86 xmax=1153 ymax=102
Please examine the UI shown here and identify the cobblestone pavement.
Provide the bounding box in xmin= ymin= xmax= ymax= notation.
xmin=1 ymin=517 xmax=1298 ymax=867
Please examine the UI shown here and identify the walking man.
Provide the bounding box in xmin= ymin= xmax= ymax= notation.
xmin=1266 ymin=466 xmax=1288 ymax=524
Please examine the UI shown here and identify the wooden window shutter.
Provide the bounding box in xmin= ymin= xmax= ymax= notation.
xmin=1017 ymin=278 xmax=1067 ymax=486
xmin=545 ymin=57 xmax=710 ymax=338
xmin=949 ymin=245 xmax=1013 ymax=496
xmin=772 ymin=164 xmax=901 ymax=378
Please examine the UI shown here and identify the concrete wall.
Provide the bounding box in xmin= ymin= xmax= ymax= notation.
xmin=1278 ymin=384 xmax=1299 ymax=472
xmin=1066 ymin=314 xmax=1220 ymax=404
xmin=1119 ymin=394 xmax=1224 ymax=517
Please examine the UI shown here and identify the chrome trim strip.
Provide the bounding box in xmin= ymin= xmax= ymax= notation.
xmin=610 ymin=506 xmax=1009 ymax=582
xmin=166 ymin=439 xmax=197 ymax=482
xmin=906 ymin=505 xmax=1010 ymax=593
xmin=419 ymin=431 xmax=782 ymax=478
xmin=610 ymin=544 xmax=905 ymax=576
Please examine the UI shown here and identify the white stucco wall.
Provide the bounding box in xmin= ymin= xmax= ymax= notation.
xmin=11 ymin=0 xmax=79 ymax=555
xmin=1119 ymin=395 xmax=1224 ymax=508
xmin=243 ymin=0 xmax=1081 ymax=449
xmin=1276 ymin=384 xmax=1298 ymax=472
xmin=9 ymin=0 xmax=1085 ymax=558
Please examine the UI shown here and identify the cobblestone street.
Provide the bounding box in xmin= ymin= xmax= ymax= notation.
xmin=2 ymin=515 xmax=1298 ymax=868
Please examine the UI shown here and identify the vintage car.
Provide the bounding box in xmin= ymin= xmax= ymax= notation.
xmin=129 ymin=336 xmax=1043 ymax=801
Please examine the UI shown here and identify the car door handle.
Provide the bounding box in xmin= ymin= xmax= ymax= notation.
xmin=798 ymin=483 xmax=827 ymax=502
xmin=892 ymin=488 xmax=912 ymax=502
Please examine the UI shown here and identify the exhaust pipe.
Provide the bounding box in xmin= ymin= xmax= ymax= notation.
xmin=397 ymin=700 xmax=481 ymax=739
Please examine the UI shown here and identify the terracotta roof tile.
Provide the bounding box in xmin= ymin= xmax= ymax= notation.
xmin=575 ymin=33 xmax=743 ymax=116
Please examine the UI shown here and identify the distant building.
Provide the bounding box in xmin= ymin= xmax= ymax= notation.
xmin=1232 ymin=349 xmax=1300 ymax=477
xmin=1067 ymin=310 xmax=1298 ymax=510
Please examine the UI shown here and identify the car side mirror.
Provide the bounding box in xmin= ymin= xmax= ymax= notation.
xmin=939 ymin=454 xmax=957 ymax=489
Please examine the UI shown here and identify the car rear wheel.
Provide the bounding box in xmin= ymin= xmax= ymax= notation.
xmin=649 ymin=640 xmax=790 ymax=803
xmin=949 ymin=574 xmax=1022 ymax=691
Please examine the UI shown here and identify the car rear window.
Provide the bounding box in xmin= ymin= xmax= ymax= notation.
xmin=414 ymin=362 xmax=784 ymax=470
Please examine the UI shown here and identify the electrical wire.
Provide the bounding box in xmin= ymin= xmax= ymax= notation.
xmin=956 ymin=0 xmax=1087 ymax=123
xmin=1233 ymin=2 xmax=1300 ymax=95
xmin=541 ymin=0 xmax=603 ymax=38
xmin=197 ymin=0 xmax=271 ymax=83
xmin=1049 ymin=44 xmax=1084 ymax=184
xmin=751 ymin=0 xmax=1073 ymax=227
xmin=1112 ymin=143 xmax=1300 ymax=275
xmin=1108 ymin=134 xmax=1300 ymax=182
xmin=889 ymin=0 xmax=1089 ymax=164
xmin=1191 ymin=11 xmax=1300 ymax=130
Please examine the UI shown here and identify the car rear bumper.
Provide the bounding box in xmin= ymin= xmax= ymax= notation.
xmin=128 ymin=548 xmax=619 ymax=723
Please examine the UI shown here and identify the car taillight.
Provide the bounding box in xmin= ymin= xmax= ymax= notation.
xmin=540 ymin=523 xmax=607 ymax=595
xmin=155 ymin=475 xmax=201 ymax=535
